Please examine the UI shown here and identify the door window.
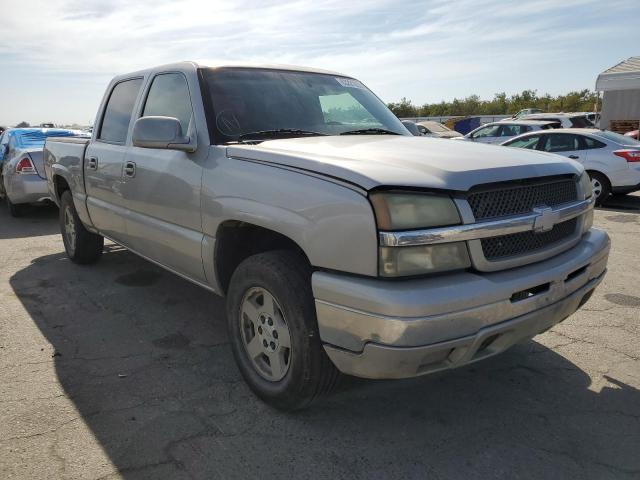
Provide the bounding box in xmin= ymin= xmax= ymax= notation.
xmin=99 ymin=78 xmax=143 ymax=144
xmin=504 ymin=135 xmax=540 ymax=149
xmin=143 ymin=73 xmax=193 ymax=134
xmin=542 ymin=134 xmax=581 ymax=152
xmin=472 ymin=125 xmax=500 ymax=138
xmin=583 ymin=136 xmax=606 ymax=149
xmin=499 ymin=125 xmax=527 ymax=137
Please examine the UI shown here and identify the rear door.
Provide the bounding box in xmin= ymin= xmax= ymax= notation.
xmin=85 ymin=78 xmax=144 ymax=241
xmin=539 ymin=133 xmax=588 ymax=163
xmin=120 ymin=72 xmax=206 ymax=282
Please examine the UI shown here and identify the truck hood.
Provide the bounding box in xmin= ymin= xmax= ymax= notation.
xmin=226 ymin=136 xmax=581 ymax=191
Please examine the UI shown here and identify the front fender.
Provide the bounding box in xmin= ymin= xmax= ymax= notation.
xmin=202 ymin=157 xmax=379 ymax=281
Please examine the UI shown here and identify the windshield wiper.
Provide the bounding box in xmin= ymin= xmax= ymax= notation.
xmin=340 ymin=128 xmax=402 ymax=136
xmin=236 ymin=129 xmax=328 ymax=142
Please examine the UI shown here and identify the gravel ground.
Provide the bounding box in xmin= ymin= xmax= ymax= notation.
xmin=1 ymin=195 xmax=639 ymax=480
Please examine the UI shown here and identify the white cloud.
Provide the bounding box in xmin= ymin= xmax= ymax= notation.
xmin=0 ymin=0 xmax=637 ymax=124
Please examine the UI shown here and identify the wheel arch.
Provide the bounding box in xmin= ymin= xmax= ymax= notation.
xmin=52 ymin=174 xmax=71 ymax=202
xmin=214 ymin=220 xmax=312 ymax=295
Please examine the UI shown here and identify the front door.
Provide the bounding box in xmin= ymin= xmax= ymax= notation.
xmin=470 ymin=125 xmax=500 ymax=143
xmin=120 ymin=72 xmax=206 ymax=282
xmin=85 ymin=78 xmax=144 ymax=241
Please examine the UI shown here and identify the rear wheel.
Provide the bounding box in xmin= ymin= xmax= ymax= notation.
xmin=226 ymin=250 xmax=339 ymax=410
xmin=60 ymin=191 xmax=104 ymax=264
xmin=588 ymin=171 xmax=610 ymax=206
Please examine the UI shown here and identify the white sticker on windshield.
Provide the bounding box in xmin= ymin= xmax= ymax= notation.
xmin=335 ymin=77 xmax=366 ymax=89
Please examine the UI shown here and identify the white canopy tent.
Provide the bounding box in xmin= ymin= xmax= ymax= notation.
xmin=596 ymin=57 xmax=640 ymax=131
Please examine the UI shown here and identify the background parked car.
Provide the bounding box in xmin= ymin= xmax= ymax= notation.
xmin=501 ymin=128 xmax=640 ymax=205
xmin=416 ymin=120 xmax=462 ymax=138
xmin=0 ymin=129 xmax=10 ymax=166
xmin=453 ymin=120 xmax=558 ymax=144
xmin=517 ymin=112 xmax=595 ymax=128
xmin=1 ymin=128 xmax=89 ymax=216
xmin=401 ymin=120 xmax=422 ymax=136
xmin=512 ymin=108 xmax=543 ymax=119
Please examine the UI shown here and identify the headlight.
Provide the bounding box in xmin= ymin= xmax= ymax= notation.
xmin=578 ymin=172 xmax=594 ymax=233
xmin=579 ymin=171 xmax=592 ymax=199
xmin=379 ymin=242 xmax=471 ymax=277
xmin=370 ymin=192 xmax=470 ymax=277
xmin=369 ymin=192 xmax=461 ymax=230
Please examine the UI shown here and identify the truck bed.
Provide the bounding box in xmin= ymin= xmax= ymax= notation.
xmin=43 ymin=136 xmax=91 ymax=205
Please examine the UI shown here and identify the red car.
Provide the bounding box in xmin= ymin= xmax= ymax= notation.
xmin=625 ymin=130 xmax=639 ymax=140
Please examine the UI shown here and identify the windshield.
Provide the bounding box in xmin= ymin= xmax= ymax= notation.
xmin=593 ymin=130 xmax=640 ymax=146
xmin=201 ymin=68 xmax=408 ymax=143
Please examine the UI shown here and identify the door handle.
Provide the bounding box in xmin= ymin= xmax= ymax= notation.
xmin=569 ymin=155 xmax=579 ymax=159
xmin=87 ymin=157 xmax=98 ymax=170
xmin=124 ymin=161 xmax=136 ymax=177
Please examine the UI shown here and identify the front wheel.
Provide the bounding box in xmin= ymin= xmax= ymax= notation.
xmin=226 ymin=250 xmax=339 ymax=410
xmin=588 ymin=171 xmax=611 ymax=206
xmin=60 ymin=190 xmax=104 ymax=264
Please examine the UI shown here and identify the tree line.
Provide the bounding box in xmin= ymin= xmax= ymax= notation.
xmin=387 ymin=89 xmax=599 ymax=117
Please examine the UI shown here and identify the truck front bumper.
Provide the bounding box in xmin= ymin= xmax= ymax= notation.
xmin=312 ymin=229 xmax=610 ymax=379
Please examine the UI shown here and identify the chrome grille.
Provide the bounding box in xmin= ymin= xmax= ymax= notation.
xmin=481 ymin=218 xmax=578 ymax=260
xmin=468 ymin=178 xmax=578 ymax=220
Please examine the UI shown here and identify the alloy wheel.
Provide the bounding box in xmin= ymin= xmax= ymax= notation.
xmin=239 ymin=287 xmax=292 ymax=381
xmin=591 ymin=177 xmax=603 ymax=199
xmin=64 ymin=206 xmax=76 ymax=254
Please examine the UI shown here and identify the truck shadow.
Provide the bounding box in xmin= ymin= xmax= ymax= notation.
xmin=0 ymin=202 xmax=59 ymax=239
xmin=10 ymin=248 xmax=640 ymax=479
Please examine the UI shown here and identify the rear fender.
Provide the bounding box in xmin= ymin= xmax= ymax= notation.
xmin=50 ymin=164 xmax=95 ymax=230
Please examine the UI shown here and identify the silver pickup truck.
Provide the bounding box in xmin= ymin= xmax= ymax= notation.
xmin=44 ymin=62 xmax=610 ymax=410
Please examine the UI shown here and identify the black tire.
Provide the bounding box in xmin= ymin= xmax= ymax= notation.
xmin=226 ymin=250 xmax=340 ymax=410
xmin=588 ymin=171 xmax=611 ymax=206
xmin=6 ymin=197 xmax=26 ymax=217
xmin=60 ymin=190 xmax=104 ymax=264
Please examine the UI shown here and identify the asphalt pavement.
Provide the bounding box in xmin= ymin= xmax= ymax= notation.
xmin=1 ymin=195 xmax=639 ymax=479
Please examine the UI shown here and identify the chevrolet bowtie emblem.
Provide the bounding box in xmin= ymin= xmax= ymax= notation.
xmin=532 ymin=206 xmax=560 ymax=233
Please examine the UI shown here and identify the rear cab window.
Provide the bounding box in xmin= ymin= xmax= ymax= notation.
xmin=98 ymin=78 xmax=144 ymax=144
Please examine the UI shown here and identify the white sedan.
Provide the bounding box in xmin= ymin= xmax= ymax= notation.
xmin=454 ymin=120 xmax=558 ymax=144
xmin=501 ymin=129 xmax=640 ymax=204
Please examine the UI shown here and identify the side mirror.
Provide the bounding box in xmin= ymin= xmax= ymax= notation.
xmin=132 ymin=116 xmax=196 ymax=152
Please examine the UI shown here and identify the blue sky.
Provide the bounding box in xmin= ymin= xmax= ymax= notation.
xmin=0 ymin=0 xmax=638 ymax=126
